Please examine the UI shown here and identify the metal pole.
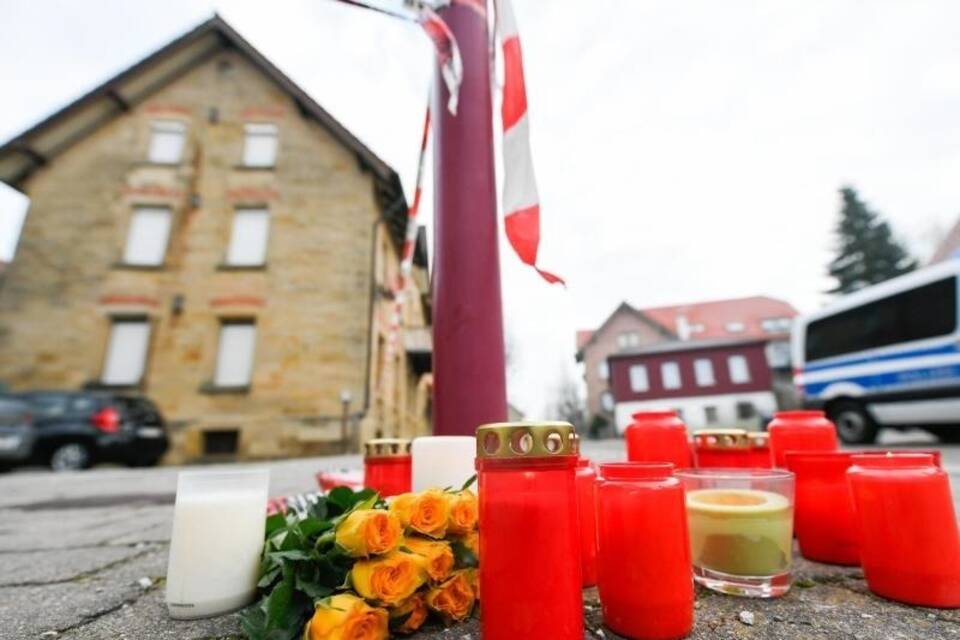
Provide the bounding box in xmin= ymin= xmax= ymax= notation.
xmin=432 ymin=1 xmax=507 ymax=436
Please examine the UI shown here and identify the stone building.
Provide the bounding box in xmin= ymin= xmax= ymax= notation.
xmin=0 ymin=17 xmax=433 ymax=462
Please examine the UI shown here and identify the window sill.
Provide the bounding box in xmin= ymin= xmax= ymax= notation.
xmin=112 ymin=262 xmax=166 ymax=271
xmin=233 ymin=164 xmax=276 ymax=171
xmin=85 ymin=381 xmax=144 ymax=391
xmin=216 ymin=263 xmax=268 ymax=272
xmin=199 ymin=382 xmax=251 ymax=395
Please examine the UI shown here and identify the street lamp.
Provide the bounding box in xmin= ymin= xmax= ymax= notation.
xmin=339 ymin=389 xmax=353 ymax=453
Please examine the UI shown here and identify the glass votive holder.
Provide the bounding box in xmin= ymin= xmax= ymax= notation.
xmin=747 ymin=432 xmax=772 ymax=468
xmin=693 ymin=429 xmax=751 ymax=468
xmin=411 ymin=435 xmax=476 ymax=491
xmin=363 ymin=438 xmax=412 ymax=497
xmin=476 ymin=422 xmax=583 ymax=640
xmin=166 ymin=468 xmax=269 ymax=619
xmin=784 ymin=451 xmax=859 ymax=565
xmin=847 ymin=453 xmax=960 ymax=608
xmin=596 ymin=463 xmax=693 ymax=640
xmin=625 ymin=409 xmax=692 ymax=469
xmin=575 ymin=457 xmax=599 ymax=587
xmin=676 ymin=468 xmax=794 ymax=598
xmin=767 ymin=410 xmax=838 ymax=468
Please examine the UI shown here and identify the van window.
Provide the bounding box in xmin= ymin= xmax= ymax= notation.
xmin=805 ymin=277 xmax=957 ymax=362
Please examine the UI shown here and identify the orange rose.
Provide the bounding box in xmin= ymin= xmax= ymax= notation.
xmin=404 ymin=536 xmax=454 ymax=583
xmin=425 ymin=570 xmax=476 ymax=623
xmin=303 ymin=593 xmax=388 ymax=640
xmin=335 ymin=509 xmax=403 ymax=558
xmin=351 ymin=550 xmax=428 ymax=606
xmin=389 ymin=593 xmax=429 ymax=635
xmin=446 ymin=490 xmax=478 ymax=535
xmin=390 ymin=489 xmax=450 ymax=539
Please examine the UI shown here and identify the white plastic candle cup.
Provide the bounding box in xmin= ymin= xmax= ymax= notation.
xmin=165 ymin=469 xmax=269 ymax=619
xmin=411 ymin=436 xmax=476 ymax=491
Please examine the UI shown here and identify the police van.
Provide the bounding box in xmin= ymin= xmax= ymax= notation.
xmin=792 ymin=259 xmax=960 ymax=443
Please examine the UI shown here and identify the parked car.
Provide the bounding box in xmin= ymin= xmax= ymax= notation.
xmin=0 ymin=397 xmax=36 ymax=470
xmin=1 ymin=391 xmax=169 ymax=471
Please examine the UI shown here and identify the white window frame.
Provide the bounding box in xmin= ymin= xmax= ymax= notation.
xmin=242 ymin=123 xmax=279 ymax=167
xmin=123 ymin=206 xmax=172 ymax=266
xmin=225 ymin=208 xmax=270 ymax=266
xmin=596 ymin=361 xmax=609 ymax=380
xmin=694 ymin=358 xmax=716 ymax=386
xmin=629 ymin=364 xmax=649 ymax=392
xmin=101 ymin=319 xmax=151 ymax=386
xmin=147 ymin=120 xmax=186 ymax=164
xmin=214 ymin=321 xmax=257 ymax=388
xmin=661 ymin=361 xmax=682 ymax=390
xmin=728 ymin=354 xmax=752 ymax=384
xmin=725 ymin=321 xmax=746 ymax=333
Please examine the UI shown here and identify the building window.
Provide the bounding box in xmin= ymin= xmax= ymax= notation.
xmin=728 ymin=354 xmax=751 ymax=384
xmin=226 ymin=208 xmax=270 ymax=266
xmin=596 ymin=361 xmax=609 ymax=380
xmin=736 ymin=402 xmax=756 ymax=419
xmin=616 ymin=331 xmax=640 ymax=350
xmin=123 ymin=206 xmax=172 ymax=266
xmin=629 ymin=364 xmax=649 ymax=392
xmin=694 ymin=358 xmax=715 ymax=386
xmin=147 ymin=120 xmax=186 ymax=164
xmin=243 ymin=123 xmax=278 ymax=167
xmin=101 ymin=319 xmax=151 ymax=386
xmin=214 ymin=321 xmax=257 ymax=387
xmin=724 ymin=321 xmax=746 ymax=333
xmin=661 ymin=361 xmax=682 ymax=389
xmin=203 ymin=429 xmax=240 ymax=455
xmin=600 ymin=391 xmax=615 ymax=413
xmin=704 ymin=406 xmax=718 ymax=424
xmin=761 ymin=317 xmax=793 ymax=333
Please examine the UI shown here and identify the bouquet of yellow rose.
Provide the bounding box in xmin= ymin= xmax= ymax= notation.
xmin=240 ymin=481 xmax=479 ymax=640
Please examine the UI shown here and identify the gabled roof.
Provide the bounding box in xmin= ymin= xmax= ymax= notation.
xmin=575 ymin=302 xmax=675 ymax=360
xmin=608 ymin=336 xmax=767 ymax=360
xmin=0 ymin=15 xmax=426 ymax=268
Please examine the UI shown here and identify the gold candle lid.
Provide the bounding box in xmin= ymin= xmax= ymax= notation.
xmin=476 ymin=421 xmax=580 ymax=459
xmin=747 ymin=432 xmax=769 ymax=448
xmin=364 ymin=438 xmax=412 ymax=458
xmin=693 ymin=429 xmax=749 ymax=450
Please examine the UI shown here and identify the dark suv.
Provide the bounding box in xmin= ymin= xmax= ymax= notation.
xmin=1 ymin=391 xmax=169 ymax=471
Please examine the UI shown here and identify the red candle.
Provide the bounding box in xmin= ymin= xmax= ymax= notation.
xmin=477 ymin=423 xmax=583 ymax=640
xmin=747 ymin=432 xmax=772 ymax=468
xmin=625 ymin=410 xmax=692 ymax=469
xmin=576 ymin=457 xmax=599 ymax=587
xmin=784 ymin=451 xmax=858 ymax=565
xmin=596 ymin=462 xmax=693 ymax=640
xmin=767 ymin=410 xmax=838 ymax=468
xmin=693 ymin=429 xmax=752 ymax=468
xmin=848 ymin=453 xmax=960 ymax=608
xmin=363 ymin=438 xmax=412 ymax=497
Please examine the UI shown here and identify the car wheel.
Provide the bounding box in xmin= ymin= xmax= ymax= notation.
xmin=49 ymin=442 xmax=93 ymax=471
xmin=828 ymin=401 xmax=878 ymax=444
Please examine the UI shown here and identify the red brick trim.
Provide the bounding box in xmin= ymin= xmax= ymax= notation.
xmin=226 ymin=187 xmax=280 ymax=202
xmin=143 ymin=104 xmax=192 ymax=116
xmin=122 ymin=185 xmax=184 ymax=199
xmin=210 ymin=295 xmax=266 ymax=308
xmin=99 ymin=294 xmax=161 ymax=307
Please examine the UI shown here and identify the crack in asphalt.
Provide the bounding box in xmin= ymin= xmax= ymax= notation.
xmin=0 ymin=546 xmax=158 ymax=588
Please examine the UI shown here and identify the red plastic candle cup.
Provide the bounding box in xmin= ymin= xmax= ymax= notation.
xmin=477 ymin=422 xmax=583 ymax=640
xmin=362 ymin=438 xmax=412 ymax=497
xmin=625 ymin=410 xmax=693 ymax=469
xmin=873 ymin=448 xmax=943 ymax=467
xmin=596 ymin=462 xmax=693 ymax=640
xmin=576 ymin=457 xmax=599 ymax=587
xmin=693 ymin=429 xmax=751 ymax=468
xmin=747 ymin=432 xmax=772 ymax=468
xmin=767 ymin=410 xmax=838 ymax=468
xmin=784 ymin=451 xmax=858 ymax=565
xmin=847 ymin=453 xmax=960 ymax=608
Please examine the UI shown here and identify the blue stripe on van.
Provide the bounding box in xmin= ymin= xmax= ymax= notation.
xmin=803 ymin=342 xmax=959 ymax=373
xmin=804 ymin=363 xmax=960 ymax=398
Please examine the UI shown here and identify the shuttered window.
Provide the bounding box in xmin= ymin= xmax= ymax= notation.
xmin=214 ymin=322 xmax=257 ymax=387
xmin=102 ymin=320 xmax=151 ymax=385
xmin=123 ymin=206 xmax=171 ymax=266
xmin=147 ymin=120 xmax=186 ymax=164
xmin=226 ymin=208 xmax=270 ymax=266
xmin=242 ymin=123 xmax=278 ymax=167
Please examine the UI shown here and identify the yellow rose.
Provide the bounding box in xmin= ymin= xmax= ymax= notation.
xmin=335 ymin=509 xmax=402 ymax=558
xmin=351 ymin=550 xmax=428 ymax=606
xmin=446 ymin=490 xmax=479 ymax=536
xmin=303 ymin=593 xmax=388 ymax=640
xmin=390 ymin=489 xmax=450 ymax=539
xmin=389 ymin=593 xmax=428 ymax=635
xmin=425 ymin=570 xmax=476 ymax=623
xmin=403 ymin=536 xmax=454 ymax=583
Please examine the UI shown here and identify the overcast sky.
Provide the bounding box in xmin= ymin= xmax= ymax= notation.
xmin=2 ymin=1 xmax=960 ymax=416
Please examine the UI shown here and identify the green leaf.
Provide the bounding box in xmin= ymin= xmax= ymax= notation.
xmin=265 ymin=513 xmax=286 ymax=538
xmin=326 ymin=487 xmax=355 ymax=513
xmin=450 ymin=540 xmax=479 ymax=569
xmin=258 ymin=567 xmax=281 ymax=589
xmin=265 ymin=569 xmax=295 ymax=630
xmin=269 ymin=550 xmax=313 ymax=562
xmin=297 ymin=517 xmax=331 ymax=539
xmin=460 ymin=474 xmax=477 ymax=491
xmin=295 ymin=571 xmax=333 ymax=601
xmin=239 ymin=602 xmax=268 ymax=640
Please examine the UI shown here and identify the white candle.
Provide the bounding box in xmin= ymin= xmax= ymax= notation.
xmin=165 ymin=469 xmax=269 ymax=619
xmin=412 ymin=436 xmax=476 ymax=491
